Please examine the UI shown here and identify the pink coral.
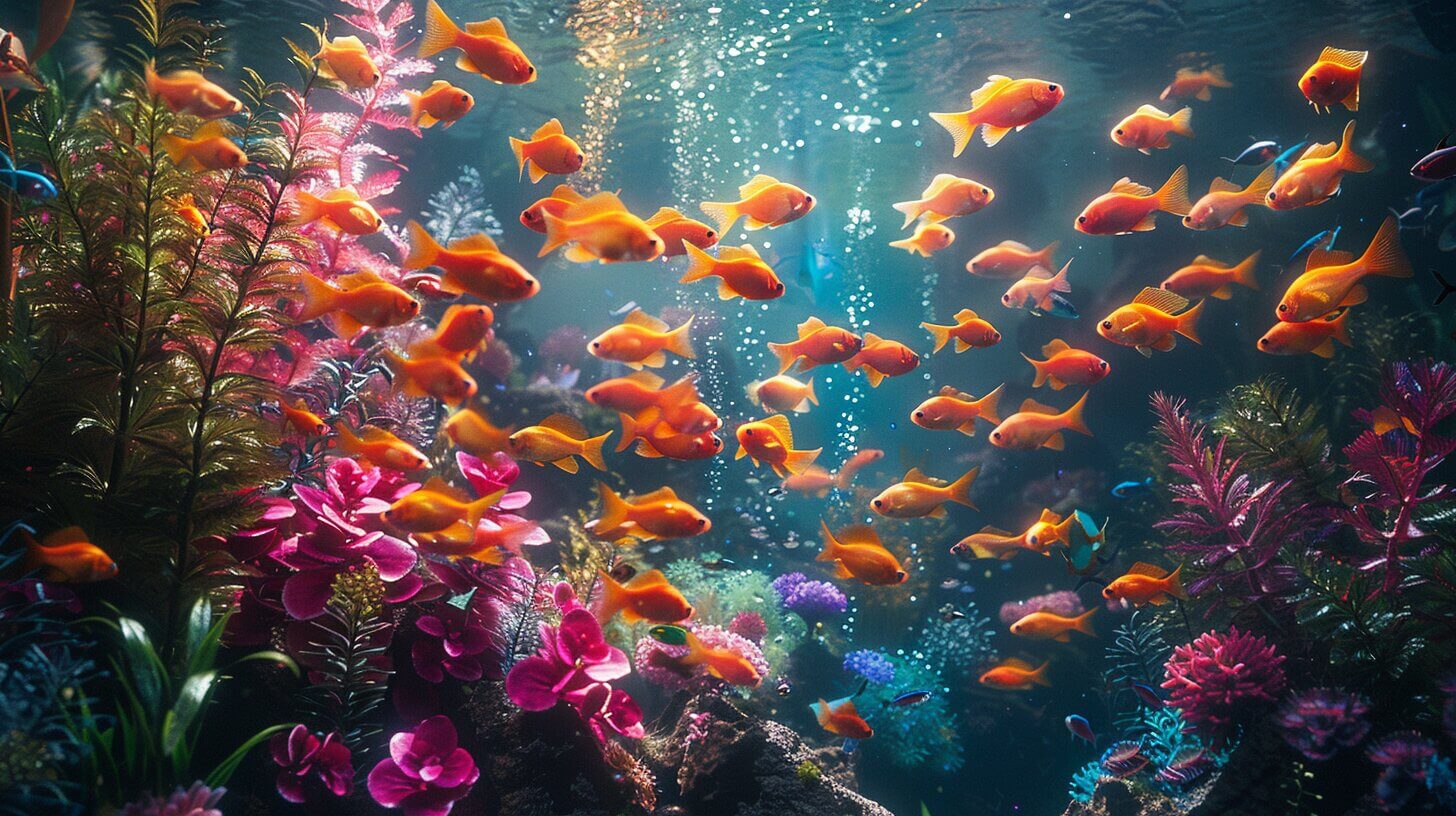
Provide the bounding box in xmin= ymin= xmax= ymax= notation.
xmin=998 ymin=590 xmax=1085 ymax=626
xmin=728 ymin=611 xmax=768 ymax=643
xmin=1162 ymin=627 xmax=1287 ymax=734
xmin=633 ymin=624 xmax=769 ymax=691
xmin=539 ymin=324 xmax=588 ymax=365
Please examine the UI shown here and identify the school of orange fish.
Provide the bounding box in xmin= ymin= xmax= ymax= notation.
xmin=84 ymin=15 xmax=1411 ymax=741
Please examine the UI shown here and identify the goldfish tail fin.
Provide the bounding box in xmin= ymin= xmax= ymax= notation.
xmin=1168 ymin=106 xmax=1194 ymax=138
xmin=1075 ymin=609 xmax=1097 ymax=637
xmin=766 ymin=342 xmax=798 ymax=374
xmin=1063 ymin=393 xmax=1092 ymax=437
xmin=665 ymin=318 xmax=696 ymax=360
xmin=1337 ymin=120 xmax=1374 ymax=173
xmin=804 ymin=377 xmax=818 ymax=407
xmin=508 ymin=137 xmax=528 ymax=179
xmin=581 ymin=432 xmax=611 ymax=471
xmin=1234 ymin=251 xmax=1261 ymax=291
xmin=921 ymin=322 xmax=951 ymax=354
xmin=979 ymin=384 xmax=1004 ymax=425
xmin=419 ymin=0 xmax=460 ymax=58
xmin=929 ymin=111 xmax=975 ymax=157
xmin=291 ymin=189 xmax=323 ymax=225
xmin=159 ymin=133 xmax=189 ymax=166
xmin=294 ymin=272 xmax=338 ymax=322
xmin=812 ymin=699 xmax=832 ymax=727
xmin=699 ymin=200 xmax=741 ymax=235
xmin=680 ymin=243 xmax=717 ymax=284
xmin=404 ymin=220 xmax=442 ymax=270
xmin=333 ymin=422 xmax=362 ymax=454
xmin=1037 ymin=240 xmax=1060 ymax=268
xmin=888 ymin=236 xmax=923 ymax=256
xmin=144 ymin=62 xmax=163 ymax=97
xmin=1165 ymin=564 xmax=1188 ymax=600
xmin=1331 ymin=310 xmax=1353 ymax=347
xmin=1208 ymin=64 xmax=1231 ymax=87
xmin=538 ymin=211 xmax=571 ymax=257
xmin=1176 ymin=300 xmax=1205 ymax=343
xmin=466 ymin=488 xmax=508 ymax=528
xmin=1032 ymin=662 xmax=1053 ymax=687
xmin=892 ymin=199 xmax=924 ymax=230
xmin=948 ymin=466 xmax=979 ymax=508
xmin=594 ymin=570 xmax=624 ymax=623
xmin=1360 ymin=215 xmax=1412 ymax=279
xmin=1023 ymin=354 xmax=1048 ymax=388
xmin=785 ymin=448 xmax=822 ymax=476
xmin=815 ymin=520 xmax=838 ymax=562
xmin=615 ymin=412 xmax=643 ymax=453
xmin=1154 ymin=165 xmax=1192 ymax=216
xmin=404 ymin=90 xmax=424 ymax=125
xmin=595 ymin=482 xmax=630 ymax=531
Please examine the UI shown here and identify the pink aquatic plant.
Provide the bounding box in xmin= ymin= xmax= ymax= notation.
xmin=998 ymin=590 xmax=1085 ymax=625
xmin=411 ymin=602 xmax=492 ymax=683
xmin=1338 ymin=360 xmax=1456 ymax=595
xmin=633 ymin=624 xmax=770 ymax=691
xmin=1273 ymin=688 xmax=1371 ymax=761
xmin=1162 ymin=627 xmax=1287 ymax=734
xmin=728 ymin=610 xmax=768 ymax=643
xmin=367 ymin=715 xmax=478 ymax=816
xmin=270 ymin=725 xmax=354 ymax=802
xmin=1367 ymin=731 xmax=1440 ymax=812
xmin=118 ymin=782 xmax=225 ymax=816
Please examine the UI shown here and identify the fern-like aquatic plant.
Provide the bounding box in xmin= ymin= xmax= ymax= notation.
xmin=1287 ymin=550 xmax=1426 ymax=684
xmin=295 ymin=564 xmax=393 ymax=757
xmin=1214 ymin=376 xmax=1337 ymax=502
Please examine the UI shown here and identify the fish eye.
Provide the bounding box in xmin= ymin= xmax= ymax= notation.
xmin=1077 ymin=215 xmax=1087 ymax=224
xmin=1267 ymin=191 xmax=1277 ymax=200
xmin=992 ymin=332 xmax=1001 ymax=341
xmin=712 ymin=438 xmax=722 ymax=449
xmin=591 ymin=340 xmax=602 ymax=348
xmin=804 ymin=195 xmax=814 ymax=204
xmin=744 ymin=428 xmax=754 ymax=436
xmin=1048 ymin=84 xmax=1058 ymax=91
xmin=697 ymin=518 xmax=707 ymax=527
xmin=1258 ymin=338 xmax=1270 ymax=347
xmin=981 ymin=187 xmax=990 ymax=195
xmin=1277 ymin=304 xmax=1288 ymax=312
xmin=705 ymin=229 xmax=716 ymax=238
xmin=774 ymin=282 xmax=785 ymax=292
xmin=528 ymin=65 xmax=536 ymax=75
xmin=914 ymin=411 xmax=924 ymax=419
xmin=1099 ymin=360 xmax=1109 ymax=370
xmin=872 ymin=499 xmax=883 ymax=508
xmin=1102 ymin=320 xmax=1113 ymax=330
xmin=991 ymin=431 xmax=1001 ymax=440
xmin=1115 ymin=128 xmax=1123 ymax=135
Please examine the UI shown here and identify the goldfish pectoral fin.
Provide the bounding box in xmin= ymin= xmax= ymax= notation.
xmin=1042 ymin=432 xmax=1065 ymax=451
xmin=1138 ymin=148 xmax=1152 ymax=156
xmin=1136 ymin=345 xmax=1153 ymax=358
xmin=927 ymin=505 xmax=947 ymax=519
xmin=716 ymin=281 xmax=738 ymax=300
xmin=1311 ymin=338 xmax=1336 ymax=359
xmin=1228 ymin=209 xmax=1249 ymax=227
xmin=550 ymin=457 xmax=580 ymax=474
xmin=1131 ymin=213 xmax=1158 ymax=232
xmin=742 ymin=216 xmax=771 ymax=231
xmin=1152 ymin=334 xmax=1177 ymax=352
xmin=1210 ymin=285 xmax=1234 ymax=300
xmin=564 ymin=245 xmax=599 ymax=263
xmin=1338 ymin=285 xmax=1369 ymax=308
xmin=1196 ymin=87 xmax=1211 ymax=101
xmin=956 ymin=422 xmax=977 ymax=437
xmin=640 ymin=351 xmax=667 ymax=368
xmin=1148 ymin=594 xmax=1171 ymax=606
xmin=954 ymin=338 xmax=971 ymax=353
xmin=1054 ymin=632 xmax=1072 ymax=643
xmin=981 ymin=124 xmax=1012 ymax=147
xmin=831 ymin=561 xmax=855 ymax=580
xmin=527 ymin=161 xmax=548 ymax=184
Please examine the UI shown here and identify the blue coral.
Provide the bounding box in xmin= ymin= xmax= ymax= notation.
xmin=843 ymin=649 xmax=895 ymax=685
xmin=1069 ymin=761 xmax=1104 ymax=803
xmin=916 ymin=603 xmax=996 ymax=677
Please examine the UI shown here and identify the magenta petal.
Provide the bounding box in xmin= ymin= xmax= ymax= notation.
xmin=416 ymin=615 xmax=447 ymax=638
xmin=498 ymin=491 xmax=531 ymax=510
xmin=432 ymin=748 xmax=476 ymax=788
xmin=556 ymin=609 xmax=606 ymax=662
xmin=363 ymin=535 xmax=418 ymax=580
xmin=413 ymin=715 xmax=459 ymax=754
xmin=505 ymin=654 xmax=567 ymax=711
xmin=366 ymin=760 xmax=419 ymax=808
xmin=390 ymin=731 xmax=421 ymax=771
xmin=582 ymin=644 xmax=630 ymax=682
xmin=282 ymin=569 xmax=338 ymax=620
xmin=444 ymin=655 xmax=483 ymax=681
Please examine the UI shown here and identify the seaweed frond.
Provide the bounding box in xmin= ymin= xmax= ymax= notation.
xmin=1214 ymin=376 xmax=1337 ymax=502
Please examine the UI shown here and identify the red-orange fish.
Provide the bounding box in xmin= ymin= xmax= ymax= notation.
xmin=1161 ymin=252 xmax=1260 ymax=300
xmin=1267 ymin=121 xmax=1373 ymax=210
xmin=293 ymin=186 xmax=382 ymax=235
xmin=1160 ymin=65 xmax=1231 ymax=102
xmin=735 ymin=414 xmax=820 ymax=477
xmin=989 ymin=394 xmax=1091 ymax=451
xmin=419 ymin=0 xmax=536 ymax=84
xmin=1022 ymin=339 xmax=1109 ymax=390
xmin=405 ymin=221 xmax=539 ymax=303
xmin=1300 ymin=47 xmax=1366 ymax=113
xmin=700 ymin=174 xmax=814 ymax=233
xmin=408 ymin=304 xmax=494 ymax=362
xmin=644 ymin=208 xmax=719 ymax=257
xmin=589 ymin=309 xmax=694 ymax=370
xmin=509 ymin=118 xmax=584 ymax=183
xmin=681 ymin=243 xmax=785 ymax=301
xmin=870 ymin=467 xmax=978 ymax=519
xmin=592 ymin=483 xmax=711 ymax=542
xmin=539 ymin=191 xmax=663 ymax=264
xmin=911 ymin=385 xmax=1003 ymax=436
xmin=817 ymin=522 xmax=907 ymax=586
xmin=967 ymin=239 xmax=1058 ymax=279
xmin=843 ymin=333 xmax=919 ymax=388
xmin=812 ymin=696 xmax=874 ymax=739
xmin=20 ymin=526 xmax=118 ymax=583
xmin=335 ymin=424 xmax=431 ymax=471
xmin=1103 ymin=562 xmax=1186 ymax=606
xmin=520 ymin=185 xmax=586 ymax=234
xmin=893 ymin=173 xmax=995 ymax=229
xmin=1076 ymin=166 xmax=1191 ymax=234
xmin=1097 ymin=288 xmax=1204 ymax=357
xmin=443 ymin=407 xmax=514 ymax=457
xmin=1009 ymin=609 xmax=1096 ymax=642
xmin=1257 ymin=309 xmax=1352 ymax=358
xmin=280 ymin=399 xmax=329 ymax=436
xmin=406 ymin=80 xmax=473 ymax=128
xmin=1110 ymin=105 xmax=1193 ymax=154
xmin=294 ymin=270 xmax=420 ymax=338
xmin=1276 ymin=215 xmax=1409 ymax=323
xmin=980 ymin=658 xmax=1051 ymax=690
xmin=921 ymin=309 xmax=1001 ymax=353
xmin=767 ymin=317 xmax=863 ymax=374
xmin=596 ymin=569 xmax=693 ymax=625
xmin=145 ymin=65 xmax=243 ymax=118
xmin=160 ymin=121 xmax=247 ymax=172
xmin=931 ymin=75 xmax=1064 ymax=154
xmin=382 ymin=349 xmax=477 ymax=405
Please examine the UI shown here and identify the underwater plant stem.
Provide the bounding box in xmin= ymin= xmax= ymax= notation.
xmin=1173 ymin=598 xmax=1195 ymax=640
xmin=0 ymin=89 xmax=13 ymax=340
xmin=1381 ymin=433 xmax=1427 ymax=595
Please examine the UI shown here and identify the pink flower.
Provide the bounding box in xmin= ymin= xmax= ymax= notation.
xmin=412 ymin=603 xmax=490 ymax=683
xmin=367 ymin=716 xmax=478 ymax=816
xmin=118 ymin=782 xmax=224 ymax=816
xmin=270 ymin=725 xmax=354 ymax=803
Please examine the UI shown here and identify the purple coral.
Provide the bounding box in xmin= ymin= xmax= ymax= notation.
xmin=728 ymin=611 xmax=768 ymax=643
xmin=1162 ymin=627 xmax=1286 ymax=734
xmin=772 ymin=572 xmax=847 ymax=619
xmin=1274 ymin=688 xmax=1372 ymax=761
xmin=634 ymin=624 xmax=769 ymax=691
xmin=998 ymin=590 xmax=1085 ymax=626
xmin=1367 ymin=732 xmax=1440 ymax=813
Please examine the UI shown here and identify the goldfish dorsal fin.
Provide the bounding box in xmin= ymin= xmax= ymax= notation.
xmin=335 ymin=270 xmax=390 ymax=289
xmin=1190 ymin=254 xmax=1221 ymax=267
xmin=1208 ymin=176 xmax=1240 ymax=194
xmin=539 ymin=413 xmax=588 ymax=439
xmin=953 ymin=308 xmax=980 ymax=322
xmin=565 ymin=191 xmax=629 ymax=221
xmin=1135 ymin=103 xmax=1169 ymax=117
xmin=1019 ymin=398 xmax=1059 ymax=415
xmin=1003 ymin=657 xmax=1036 ymax=671
xmin=551 ymin=184 xmax=586 ymax=204
xmin=835 ymin=698 xmax=862 ymax=717
xmin=1110 ymin=177 xmax=1153 ymax=197
xmin=637 ymin=486 xmax=679 ymax=503
xmin=451 ymin=233 xmax=499 ymax=253
xmin=1128 ymin=561 xmax=1169 ymax=578
xmin=42 ymin=525 xmax=90 ymax=547
xmin=422 ymin=475 xmax=467 ymax=501
xmin=937 ymin=385 xmax=961 ymax=397
xmin=624 ymin=370 xmax=665 ymax=388
xmin=358 ymin=425 xmax=399 ymax=443
xmin=1306 ymin=247 xmax=1355 ymax=270
xmin=330 ymin=35 xmax=368 ymax=52
xmin=862 ymin=332 xmax=882 ymax=346
xmin=532 ymin=118 xmax=565 ymax=139
xmin=999 ymin=239 xmax=1032 ymax=251
xmin=738 ymin=173 xmax=781 ymax=198
xmin=323 ymin=185 xmax=360 ymax=201
xmin=1038 ymin=508 xmax=1061 ymax=524
xmin=796 ymin=316 xmax=827 ymax=337
xmin=838 ymin=524 xmax=883 ymax=548
xmin=465 ymin=17 xmax=508 ymax=37
xmin=1132 ymin=287 xmax=1189 ymax=314
xmin=645 ymin=207 xmax=683 ymax=228
xmin=1041 ymin=338 xmax=1071 ymax=357
xmin=921 ymin=173 xmax=960 ymax=197
xmin=718 ymin=244 xmax=758 ymax=262
xmin=981 ymin=526 xmax=1016 ymax=537
xmin=190 ymin=119 xmax=230 ymax=142
xmin=629 ymin=569 xmax=670 ymax=588
xmin=1318 ymin=46 xmax=1367 ymax=69
xmin=760 ymin=412 xmax=794 ymax=444
xmin=1303 ymin=141 xmax=1339 ymax=161
xmin=969 ymin=75 xmax=1014 ymax=108
xmin=903 ymin=466 xmax=930 ymax=484
xmin=623 ymin=308 xmax=669 ymax=332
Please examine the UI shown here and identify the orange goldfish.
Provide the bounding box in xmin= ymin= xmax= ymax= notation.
xmin=405 ymin=80 xmax=474 ymax=129
xmin=979 ymin=658 xmax=1051 ymax=690
xmin=1300 ymin=47 xmax=1367 ymax=113
xmin=405 ymin=221 xmax=538 ymax=303
xmin=889 ymin=223 xmax=955 ymax=257
xmin=160 ymin=120 xmax=247 ymax=172
xmin=382 ymin=349 xmax=476 ymax=405
xmin=643 ymin=208 xmax=719 ymax=257
xmin=967 ymin=239 xmax=1058 ymax=279
xmin=618 ymin=412 xmax=724 ymax=460
xmin=746 ymin=374 xmax=817 ymax=414
xmin=612 ymin=379 xmax=718 ymax=436
xmin=767 ymin=317 xmax=863 ymax=374
xmin=589 ymin=309 xmax=694 ymax=370
xmin=836 ymin=449 xmax=884 ymax=488
xmin=782 ymin=465 xmax=837 ymax=497
xmin=989 ymin=394 xmax=1091 ymax=451
xmin=592 ymin=483 xmax=711 ymax=542
xmin=811 ymin=696 xmax=874 ymax=739
xmin=1002 ymin=260 xmax=1072 ymax=314
xmin=1159 ymin=65 xmax=1231 ymax=102
xmin=20 ymin=526 xmax=117 ymax=583
xmin=1103 ymin=562 xmax=1186 ymax=606
xmin=170 ymin=194 xmax=210 ymax=234
xmin=1183 ymin=165 xmax=1275 ymax=231
xmin=596 ymin=569 xmax=693 ymax=625
xmin=911 ymin=384 xmax=1003 ymax=436
xmin=144 ymin=65 xmax=243 ymax=118
xmin=419 ymin=0 xmax=535 ymax=84
xmin=1257 ymin=309 xmax=1352 ymax=358
xmin=681 ymin=243 xmax=785 ymax=301
xmin=735 ymin=413 xmax=820 ymax=477
xmin=293 ymin=186 xmax=382 ymax=235
xmin=314 ymin=35 xmax=380 ymax=89
xmin=408 ymin=304 xmax=494 ymax=361
xmin=677 ymin=627 xmax=762 ymax=686
xmin=444 ymin=407 xmax=515 ymax=457
xmin=1277 ymin=215 xmax=1409 ymax=322
xmin=587 ymin=371 xmax=696 ymax=416
xmin=1009 ymin=609 xmax=1097 ymax=642
xmin=1022 ymin=339 xmax=1109 ymax=390
xmin=280 ymin=399 xmax=329 ymax=436
xmin=1097 ymin=288 xmax=1204 ymax=357
xmin=509 ymin=118 xmax=584 ymax=183
xmin=1019 ymin=508 xmax=1095 ymax=554
xmin=817 ymin=521 xmax=907 ymax=586
xmin=508 ymin=413 xmax=610 ymax=473
xmin=413 ymin=516 xmax=545 ymax=562
xmin=1266 ymin=121 xmax=1373 ymax=210
xmin=930 ymin=75 xmax=1064 ymax=154
xmin=870 ymin=467 xmax=978 ymax=519
xmin=1161 ymin=252 xmax=1260 ymax=300
xmin=700 ymin=174 xmax=814 ymax=233
xmin=1110 ymin=105 xmax=1194 ymax=154
xmin=843 ymin=333 xmax=919 ymax=388
xmin=383 ymin=476 xmax=505 ymax=533
xmin=540 ymin=191 xmax=663 ymax=264
xmin=892 ymin=173 xmax=995 ymax=229
xmin=921 ymin=309 xmax=1001 ymax=353
xmin=295 ymin=270 xmax=420 ymax=337
xmin=335 ymin=424 xmax=431 ymax=471
xmin=952 ymin=526 xmax=1042 ymax=560
xmin=1076 ymin=166 xmax=1191 ymax=234
xmin=520 ymin=185 xmax=585 ymax=234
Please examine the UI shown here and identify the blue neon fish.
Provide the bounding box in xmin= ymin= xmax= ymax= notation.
xmin=1111 ymin=477 xmax=1153 ymax=499
xmin=1285 ymin=226 xmax=1340 ymax=269
xmin=0 ymin=151 xmax=57 ymax=199
xmin=1273 ymin=138 xmax=1310 ymax=178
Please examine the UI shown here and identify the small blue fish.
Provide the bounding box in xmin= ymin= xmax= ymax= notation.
xmin=1221 ymin=139 xmax=1280 ymax=166
xmin=1273 ymin=139 xmax=1310 ymax=178
xmin=1415 ymin=178 xmax=1453 ymax=211
xmin=1110 ymin=477 xmax=1153 ymax=499
xmin=1131 ymin=683 xmax=1164 ymax=708
xmin=0 ymin=151 xmax=57 ymax=199
xmin=1059 ymin=509 xmax=1107 ymax=575
xmin=1031 ymin=291 xmax=1079 ymax=320
xmin=1065 ymin=714 xmax=1097 ymax=745
xmin=890 ymin=690 xmax=933 ymax=707
xmin=1285 ymin=226 xmax=1340 ymax=269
